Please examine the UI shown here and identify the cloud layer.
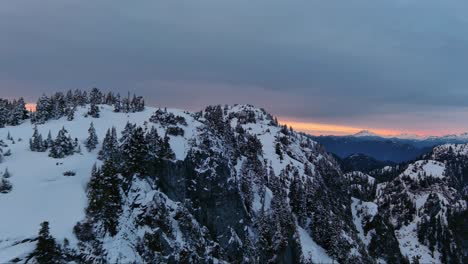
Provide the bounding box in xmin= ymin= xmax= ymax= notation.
xmin=2 ymin=0 xmax=468 ymax=135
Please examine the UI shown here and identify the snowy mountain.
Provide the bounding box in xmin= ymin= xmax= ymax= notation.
xmin=351 ymin=130 xmax=468 ymax=141
xmin=311 ymin=134 xmax=429 ymax=162
xmin=354 ymin=146 xmax=468 ymax=263
xmin=352 ymin=130 xmax=381 ymax=138
xmin=313 ymin=129 xmax=468 ymax=164
xmin=0 ymin=89 xmax=466 ymax=264
xmin=0 ymin=91 xmax=359 ymax=263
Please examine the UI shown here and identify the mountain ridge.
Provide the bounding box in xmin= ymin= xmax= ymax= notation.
xmin=0 ymin=89 xmax=466 ymax=264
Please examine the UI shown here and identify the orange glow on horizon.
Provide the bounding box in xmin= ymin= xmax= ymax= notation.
xmin=26 ymin=103 xmax=36 ymax=112
xmin=20 ymin=103 xmax=435 ymax=136
xmin=278 ymin=118 xmax=422 ymax=137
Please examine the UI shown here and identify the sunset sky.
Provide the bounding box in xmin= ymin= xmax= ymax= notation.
xmin=2 ymin=1 xmax=468 ymax=136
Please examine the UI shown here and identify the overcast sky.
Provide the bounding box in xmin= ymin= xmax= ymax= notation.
xmin=2 ymin=0 xmax=468 ymax=135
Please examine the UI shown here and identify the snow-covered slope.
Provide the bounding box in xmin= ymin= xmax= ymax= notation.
xmin=1 ymin=100 xmax=466 ymax=263
xmin=352 ymin=130 xmax=381 ymax=138
xmin=0 ymin=104 xmax=350 ymax=263
xmin=401 ymin=160 xmax=446 ymax=180
xmin=0 ymin=105 xmax=200 ymax=262
xmin=365 ymin=153 xmax=466 ymax=263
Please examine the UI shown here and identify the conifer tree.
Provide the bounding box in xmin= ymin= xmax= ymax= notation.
xmin=204 ymin=105 xmax=224 ymax=132
xmin=66 ymin=106 xmax=76 ymax=121
xmin=105 ymin=92 xmax=115 ymax=105
xmin=113 ymin=94 xmax=122 ymax=112
xmin=159 ymin=134 xmax=175 ymax=160
xmin=72 ymin=137 xmax=79 ymax=152
xmin=32 ymin=221 xmax=62 ymax=264
xmin=65 ymin=90 xmax=74 ymax=105
xmin=98 ymin=127 xmax=119 ymax=161
xmin=0 ymin=177 xmax=12 ymax=193
xmin=50 ymin=92 xmax=66 ymax=119
xmin=275 ymin=142 xmax=283 ymax=160
xmin=3 ymin=167 xmax=10 ymax=178
xmin=82 ymin=91 xmax=89 ymax=104
xmin=88 ymin=103 xmax=100 ymax=118
xmin=45 ymin=130 xmax=53 ymax=149
xmin=9 ymin=98 xmax=28 ymax=125
xmin=146 ymin=126 xmax=162 ymax=159
xmin=0 ymin=100 xmax=8 ymax=128
xmin=34 ymin=94 xmax=52 ymax=124
xmin=86 ymin=160 xmax=122 ymax=236
xmin=121 ymin=126 xmax=148 ymax=176
xmin=130 ymin=94 xmax=145 ymax=112
xmin=0 ymin=140 xmax=5 ymax=163
xmin=89 ymin=87 xmax=102 ymax=105
xmin=85 ymin=122 xmax=99 ymax=152
xmin=49 ymin=127 xmax=74 ymax=158
xmin=30 ymin=125 xmax=45 ymax=152
xmin=120 ymin=122 xmax=136 ymax=144
xmin=122 ymin=94 xmax=130 ymax=113
xmin=74 ymin=89 xmax=86 ymax=106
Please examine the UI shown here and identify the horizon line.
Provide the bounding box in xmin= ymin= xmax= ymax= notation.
xmin=25 ymin=102 xmax=460 ymax=138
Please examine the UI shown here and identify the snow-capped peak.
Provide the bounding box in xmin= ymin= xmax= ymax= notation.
xmin=353 ymin=130 xmax=379 ymax=137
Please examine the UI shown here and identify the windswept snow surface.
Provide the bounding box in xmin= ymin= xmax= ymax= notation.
xmin=432 ymin=143 xmax=468 ymax=157
xmin=0 ymin=105 xmax=200 ymax=262
xmin=351 ymin=198 xmax=378 ymax=246
xmin=401 ymin=160 xmax=446 ymax=180
xmin=297 ymin=226 xmax=336 ymax=264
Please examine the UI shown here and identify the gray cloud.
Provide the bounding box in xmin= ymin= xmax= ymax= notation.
xmin=2 ymin=0 xmax=468 ymax=133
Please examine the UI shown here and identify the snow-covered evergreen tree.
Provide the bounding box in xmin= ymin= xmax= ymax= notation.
xmin=204 ymin=105 xmax=224 ymax=132
xmin=84 ymin=160 xmax=122 ymax=236
xmin=30 ymin=125 xmax=45 ymax=152
xmin=98 ymin=127 xmax=119 ymax=161
xmin=87 ymin=103 xmax=100 ymax=118
xmin=50 ymin=92 xmax=66 ymax=120
xmin=82 ymin=91 xmax=89 ymax=104
xmin=146 ymin=126 xmax=162 ymax=159
xmin=113 ymin=93 xmax=122 ymax=112
xmin=9 ymin=98 xmax=28 ymax=125
xmin=0 ymin=100 xmax=8 ymax=128
xmin=49 ymin=127 xmax=74 ymax=158
xmin=74 ymin=89 xmax=87 ymax=106
xmin=121 ymin=126 xmax=148 ymax=176
xmin=159 ymin=134 xmax=175 ymax=160
xmin=130 ymin=94 xmax=145 ymax=112
xmin=0 ymin=177 xmax=12 ymax=193
xmin=34 ymin=94 xmax=52 ymax=124
xmin=0 ymin=140 xmax=5 ymax=162
xmin=32 ymin=221 xmax=62 ymax=264
xmin=119 ymin=122 xmax=136 ymax=144
xmin=122 ymin=95 xmax=130 ymax=113
xmin=66 ymin=106 xmax=76 ymax=121
xmin=45 ymin=130 xmax=53 ymax=149
xmin=65 ymin=90 xmax=74 ymax=106
xmin=104 ymin=92 xmax=116 ymax=105
xmin=85 ymin=122 xmax=99 ymax=152
xmin=3 ymin=168 xmax=10 ymax=178
xmin=89 ymin=87 xmax=102 ymax=105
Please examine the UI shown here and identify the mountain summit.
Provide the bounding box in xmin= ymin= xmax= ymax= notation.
xmin=353 ymin=130 xmax=380 ymax=137
xmin=0 ymin=89 xmax=466 ymax=264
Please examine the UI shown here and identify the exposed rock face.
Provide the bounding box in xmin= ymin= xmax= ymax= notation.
xmin=71 ymin=104 xmax=372 ymax=263
xmin=1 ymin=97 xmax=466 ymax=264
xmin=359 ymin=150 xmax=468 ymax=263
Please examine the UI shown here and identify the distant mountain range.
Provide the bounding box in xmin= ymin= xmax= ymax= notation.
xmin=310 ymin=130 xmax=468 ymax=162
